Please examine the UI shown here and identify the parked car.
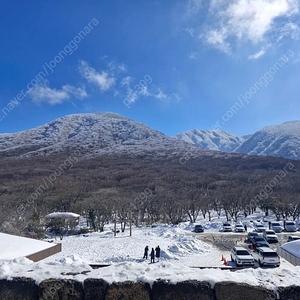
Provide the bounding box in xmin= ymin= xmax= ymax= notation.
xmin=194 ymin=224 xmax=204 ymax=233
xmin=263 ymin=230 xmax=278 ymax=243
xmin=284 ymin=221 xmax=297 ymax=232
xmin=252 ymin=236 xmax=270 ymax=248
xmin=269 ymin=221 xmax=283 ymax=233
xmin=231 ymin=246 xmax=255 ymax=266
xmin=253 ymin=247 xmax=280 ymax=267
xmin=247 ymin=232 xmax=259 ymax=244
xmin=223 ymin=222 xmax=232 ymax=232
xmin=255 ymin=223 xmax=266 ymax=232
xmin=235 ymin=224 xmax=245 ymax=233
xmin=287 ymin=235 xmax=300 ymax=242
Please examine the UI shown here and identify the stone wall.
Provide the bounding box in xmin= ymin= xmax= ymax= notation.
xmin=0 ymin=277 xmax=298 ymax=299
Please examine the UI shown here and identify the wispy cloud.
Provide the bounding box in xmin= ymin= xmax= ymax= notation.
xmin=184 ymin=28 xmax=195 ymax=37
xmin=122 ymin=79 xmax=167 ymax=106
xmin=79 ymin=60 xmax=116 ymax=92
xmin=120 ymin=76 xmax=133 ymax=87
xmin=188 ymin=52 xmax=197 ymax=59
xmin=29 ymin=80 xmax=87 ymax=105
xmin=186 ymin=0 xmax=202 ymax=16
xmin=248 ymin=49 xmax=266 ymax=60
xmin=200 ymin=0 xmax=299 ymax=54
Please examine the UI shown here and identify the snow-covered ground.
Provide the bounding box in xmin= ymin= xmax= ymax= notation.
xmin=0 ymin=210 xmax=300 ymax=293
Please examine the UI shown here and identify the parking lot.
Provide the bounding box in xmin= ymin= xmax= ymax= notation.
xmin=188 ymin=231 xmax=298 ymax=268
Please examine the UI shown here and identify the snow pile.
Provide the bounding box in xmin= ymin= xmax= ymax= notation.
xmin=1 ymin=213 xmax=300 ymax=290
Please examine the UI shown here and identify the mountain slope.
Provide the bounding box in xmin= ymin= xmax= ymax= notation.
xmin=234 ymin=121 xmax=300 ymax=160
xmin=0 ymin=112 xmax=204 ymax=158
xmin=174 ymin=129 xmax=246 ymax=152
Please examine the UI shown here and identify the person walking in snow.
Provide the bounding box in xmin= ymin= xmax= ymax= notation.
xmin=244 ymin=224 xmax=247 ymax=232
xmin=155 ymin=245 xmax=160 ymax=262
xmin=143 ymin=246 xmax=149 ymax=259
xmin=150 ymin=248 xmax=155 ymax=263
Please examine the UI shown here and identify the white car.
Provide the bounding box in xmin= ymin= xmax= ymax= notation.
xmin=235 ymin=224 xmax=245 ymax=233
xmin=263 ymin=230 xmax=278 ymax=243
xmin=231 ymin=246 xmax=255 ymax=266
xmin=270 ymin=222 xmax=283 ymax=233
xmin=253 ymin=247 xmax=280 ymax=267
xmin=255 ymin=223 xmax=266 ymax=232
xmin=223 ymin=222 xmax=232 ymax=232
xmin=284 ymin=221 xmax=297 ymax=232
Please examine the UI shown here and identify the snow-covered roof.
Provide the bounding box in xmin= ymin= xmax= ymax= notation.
xmin=281 ymin=240 xmax=300 ymax=258
xmin=45 ymin=212 xmax=80 ymax=218
xmin=0 ymin=233 xmax=60 ymax=260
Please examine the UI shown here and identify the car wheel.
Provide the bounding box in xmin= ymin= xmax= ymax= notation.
xmin=259 ymin=260 xmax=263 ymax=266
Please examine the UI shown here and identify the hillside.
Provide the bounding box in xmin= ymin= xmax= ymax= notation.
xmin=0 ymin=113 xmax=196 ymax=158
xmin=175 ymin=121 xmax=300 ymax=161
xmin=174 ymin=129 xmax=246 ymax=152
xmin=235 ymin=121 xmax=300 ymax=160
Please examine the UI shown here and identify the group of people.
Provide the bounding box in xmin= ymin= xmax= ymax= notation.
xmin=143 ymin=245 xmax=160 ymax=263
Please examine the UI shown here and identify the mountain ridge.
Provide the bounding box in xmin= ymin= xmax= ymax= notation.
xmin=174 ymin=120 xmax=300 ymax=160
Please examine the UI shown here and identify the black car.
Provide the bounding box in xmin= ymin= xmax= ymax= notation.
xmin=252 ymin=236 xmax=269 ymax=248
xmin=247 ymin=232 xmax=259 ymax=244
xmin=287 ymin=235 xmax=300 ymax=242
xmin=194 ymin=225 xmax=204 ymax=233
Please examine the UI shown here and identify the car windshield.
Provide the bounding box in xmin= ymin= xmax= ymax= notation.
xmin=255 ymin=237 xmax=265 ymax=241
xmin=262 ymin=252 xmax=278 ymax=257
xmin=249 ymin=232 xmax=258 ymax=236
xmin=257 ymin=225 xmax=264 ymax=227
xmin=236 ymin=250 xmax=250 ymax=255
xmin=195 ymin=225 xmax=202 ymax=228
xmin=266 ymin=231 xmax=274 ymax=234
xmin=236 ymin=225 xmax=243 ymax=227
xmin=223 ymin=223 xmax=230 ymax=226
xmin=286 ymin=222 xmax=295 ymax=225
xmin=272 ymin=223 xmax=280 ymax=226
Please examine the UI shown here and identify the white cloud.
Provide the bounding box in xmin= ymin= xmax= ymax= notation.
xmin=123 ymin=84 xmax=167 ymax=106
xmin=189 ymin=52 xmax=197 ymax=59
xmin=184 ymin=28 xmax=195 ymax=37
xmin=172 ymin=93 xmax=182 ymax=102
xmin=29 ymin=81 xmax=87 ymax=105
xmin=120 ymin=76 xmax=133 ymax=87
xmin=248 ymin=49 xmax=266 ymax=60
xmin=187 ymin=0 xmax=202 ymax=16
xmin=280 ymin=22 xmax=300 ymax=40
xmin=79 ymin=60 xmax=115 ymax=91
xmin=202 ymin=0 xmax=299 ymax=53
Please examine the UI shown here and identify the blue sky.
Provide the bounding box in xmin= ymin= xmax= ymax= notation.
xmin=0 ymin=0 xmax=300 ymax=137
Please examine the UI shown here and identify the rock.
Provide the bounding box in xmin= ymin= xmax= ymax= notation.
xmin=105 ymin=281 xmax=151 ymax=300
xmin=39 ymin=279 xmax=84 ymax=300
xmin=0 ymin=277 xmax=39 ymax=300
xmin=278 ymin=285 xmax=300 ymax=300
xmin=83 ymin=278 xmax=109 ymax=300
xmin=215 ymin=281 xmax=276 ymax=300
xmin=152 ymin=279 xmax=215 ymax=300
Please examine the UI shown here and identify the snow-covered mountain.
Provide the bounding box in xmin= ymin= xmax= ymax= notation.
xmin=0 ymin=113 xmax=202 ymax=158
xmin=235 ymin=121 xmax=300 ymax=160
xmin=174 ymin=129 xmax=246 ymax=152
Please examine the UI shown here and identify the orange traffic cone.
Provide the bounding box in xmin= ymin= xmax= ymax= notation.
xmin=240 ymin=236 xmax=243 ymax=241
xmin=221 ymin=255 xmax=224 ymax=261
xmin=224 ymin=259 xmax=227 ymax=265
xmin=250 ymin=244 xmax=254 ymax=250
xmin=226 ymin=261 xmax=229 ymax=266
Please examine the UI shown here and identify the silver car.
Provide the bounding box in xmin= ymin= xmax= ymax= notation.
xmin=263 ymin=230 xmax=278 ymax=243
xmin=284 ymin=221 xmax=297 ymax=232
